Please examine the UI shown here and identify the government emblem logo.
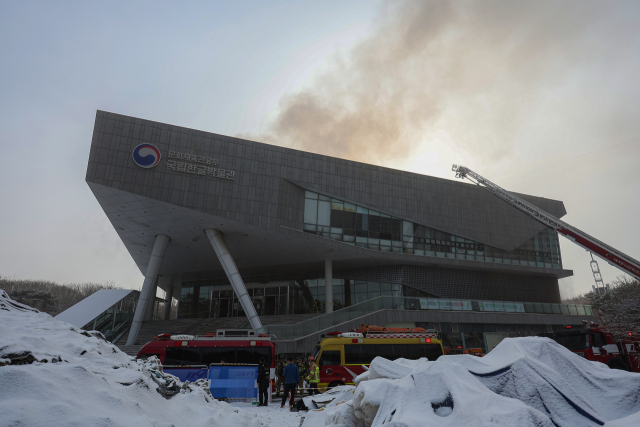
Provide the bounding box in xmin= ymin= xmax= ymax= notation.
xmin=132 ymin=144 xmax=161 ymax=168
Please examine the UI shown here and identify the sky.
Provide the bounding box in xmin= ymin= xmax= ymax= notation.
xmin=0 ymin=0 xmax=639 ymax=299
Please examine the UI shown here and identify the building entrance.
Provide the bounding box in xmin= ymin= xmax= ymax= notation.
xmin=264 ymin=295 xmax=277 ymax=315
xmin=219 ymin=299 xmax=230 ymax=317
xmin=178 ymin=278 xmax=422 ymax=319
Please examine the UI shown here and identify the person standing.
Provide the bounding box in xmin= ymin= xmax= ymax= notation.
xmin=257 ymin=356 xmax=270 ymax=406
xmin=275 ymin=357 xmax=285 ymax=397
xmin=280 ymin=357 xmax=299 ymax=409
xmin=306 ymin=356 xmax=320 ymax=396
xmin=297 ymin=358 xmax=307 ymax=396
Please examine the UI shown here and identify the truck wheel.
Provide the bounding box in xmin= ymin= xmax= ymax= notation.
xmin=608 ymin=359 xmax=629 ymax=371
xmin=328 ymin=381 xmax=345 ymax=389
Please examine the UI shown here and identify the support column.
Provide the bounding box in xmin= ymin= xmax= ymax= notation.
xmin=325 ymin=259 xmax=333 ymax=314
xmin=204 ymin=229 xmax=262 ymax=330
xmin=143 ymin=276 xmax=159 ymax=321
xmin=163 ymin=286 xmax=174 ymax=320
xmin=126 ymin=234 xmax=170 ymax=345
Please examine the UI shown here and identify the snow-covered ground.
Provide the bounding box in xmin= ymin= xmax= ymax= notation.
xmin=230 ymin=402 xmax=303 ymax=427
xmin=0 ymin=291 xmax=263 ymax=427
xmin=2 ymin=289 xmax=640 ymax=427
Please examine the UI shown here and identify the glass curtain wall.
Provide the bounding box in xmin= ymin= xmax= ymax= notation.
xmin=178 ymin=277 xmax=432 ymax=319
xmin=303 ymin=191 xmax=562 ymax=269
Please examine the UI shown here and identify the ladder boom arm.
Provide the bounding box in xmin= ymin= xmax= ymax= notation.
xmin=452 ymin=165 xmax=640 ymax=280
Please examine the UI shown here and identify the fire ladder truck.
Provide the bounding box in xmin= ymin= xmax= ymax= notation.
xmin=451 ymin=165 xmax=640 ymax=289
xmin=452 ymin=165 xmax=640 ymax=371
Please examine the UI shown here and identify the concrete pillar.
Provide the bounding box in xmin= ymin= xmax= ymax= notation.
xmin=143 ymin=276 xmax=159 ymax=321
xmin=204 ymin=229 xmax=262 ymax=330
xmin=325 ymin=259 xmax=333 ymax=314
xmin=126 ymin=234 xmax=170 ymax=345
xmin=163 ymin=286 xmax=174 ymax=320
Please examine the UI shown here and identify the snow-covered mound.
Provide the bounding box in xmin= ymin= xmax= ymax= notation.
xmin=440 ymin=337 xmax=640 ymax=426
xmin=302 ymin=337 xmax=640 ymax=427
xmin=0 ymin=290 xmax=261 ymax=427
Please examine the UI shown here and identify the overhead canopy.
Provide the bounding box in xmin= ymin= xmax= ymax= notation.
xmin=55 ymin=289 xmax=136 ymax=328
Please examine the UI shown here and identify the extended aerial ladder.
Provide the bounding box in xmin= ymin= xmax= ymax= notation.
xmin=451 ymin=165 xmax=640 ymax=291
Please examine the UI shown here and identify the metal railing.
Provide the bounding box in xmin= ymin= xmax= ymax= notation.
xmin=256 ymin=296 xmax=593 ymax=341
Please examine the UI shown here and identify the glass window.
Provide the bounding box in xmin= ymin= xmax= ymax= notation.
xmin=182 ymin=348 xmax=202 ymax=365
xmin=318 ymin=201 xmax=331 ymax=226
xmin=301 ymin=192 xmax=563 ymax=269
xmin=368 ymin=210 xmax=381 ymax=232
xmin=403 ymin=221 xmax=413 ymax=236
xmin=441 ymin=332 xmax=463 ymax=350
xmin=219 ymin=348 xmax=236 ymax=363
xmin=164 ymin=348 xmax=184 ymax=365
xmin=254 ymin=347 xmax=272 ymax=367
xmin=592 ymin=333 xmax=608 ymax=348
xmin=424 ymin=344 xmax=443 ymax=361
xmin=406 ymin=344 xmax=425 ymax=359
xmin=201 ymin=347 xmax=220 ymax=365
xmin=553 ymin=333 xmax=589 ymax=351
xmin=390 ymin=344 xmax=407 ymax=360
xmin=360 ymin=345 xmax=377 ymax=364
xmin=344 ymin=345 xmax=361 ymax=364
xmin=330 ymin=209 xmax=343 ymax=228
xmin=367 ymin=282 xmax=381 ymax=292
xmin=304 ymin=199 xmax=318 ymax=224
xmin=463 ymin=332 xmax=485 ymax=351
xmin=355 ymin=282 xmax=368 ymax=293
xmin=375 ymin=344 xmax=394 ymax=360
xmin=236 ymin=348 xmax=254 ymax=363
xmin=320 ymin=350 xmax=341 ymax=366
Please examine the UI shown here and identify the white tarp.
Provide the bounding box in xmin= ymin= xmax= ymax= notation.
xmin=54 ymin=288 xmax=136 ymax=328
xmin=302 ymin=337 xmax=640 ymax=427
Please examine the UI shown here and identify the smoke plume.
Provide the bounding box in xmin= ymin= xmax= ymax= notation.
xmin=244 ymin=0 xmax=640 ymax=168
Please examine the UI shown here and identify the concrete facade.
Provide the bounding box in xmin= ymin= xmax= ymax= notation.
xmin=86 ymin=110 xmax=573 ymax=313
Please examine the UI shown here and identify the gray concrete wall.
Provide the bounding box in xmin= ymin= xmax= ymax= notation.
xmin=86 ymin=110 xmax=566 ymax=252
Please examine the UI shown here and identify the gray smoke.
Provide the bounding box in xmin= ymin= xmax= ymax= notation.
xmin=244 ymin=0 xmax=640 ymax=168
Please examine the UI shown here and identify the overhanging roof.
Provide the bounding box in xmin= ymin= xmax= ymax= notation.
xmin=55 ymin=289 xmax=136 ymax=328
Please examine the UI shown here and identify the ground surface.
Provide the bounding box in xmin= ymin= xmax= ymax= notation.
xmin=230 ymin=402 xmax=303 ymax=427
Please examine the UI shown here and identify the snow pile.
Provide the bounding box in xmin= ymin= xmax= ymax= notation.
xmin=302 ymin=337 xmax=640 ymax=427
xmin=439 ymin=337 xmax=640 ymax=426
xmin=0 ymin=290 xmax=261 ymax=427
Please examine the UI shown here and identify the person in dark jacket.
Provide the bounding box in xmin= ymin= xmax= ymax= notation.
xmin=257 ymin=356 xmax=270 ymax=406
xmin=280 ymin=357 xmax=299 ymax=409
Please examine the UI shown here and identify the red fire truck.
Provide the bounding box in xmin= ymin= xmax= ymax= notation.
xmin=544 ymin=323 xmax=640 ymax=372
xmin=136 ymin=329 xmax=276 ymax=382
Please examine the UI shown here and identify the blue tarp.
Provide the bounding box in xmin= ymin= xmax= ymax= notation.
xmin=208 ymin=365 xmax=258 ymax=399
xmin=163 ymin=367 xmax=208 ymax=383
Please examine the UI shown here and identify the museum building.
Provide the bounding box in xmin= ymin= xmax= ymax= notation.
xmin=86 ymin=111 xmax=591 ymax=350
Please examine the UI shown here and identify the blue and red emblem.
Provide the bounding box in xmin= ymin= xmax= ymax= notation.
xmin=132 ymin=144 xmax=161 ymax=168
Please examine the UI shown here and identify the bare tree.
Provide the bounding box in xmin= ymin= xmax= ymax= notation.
xmin=587 ymin=276 xmax=640 ymax=340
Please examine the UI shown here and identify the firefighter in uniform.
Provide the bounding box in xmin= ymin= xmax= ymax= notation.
xmin=275 ymin=357 xmax=286 ymax=397
xmin=306 ymin=356 xmax=320 ymax=395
